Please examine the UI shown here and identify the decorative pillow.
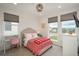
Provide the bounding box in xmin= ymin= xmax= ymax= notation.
xmin=10 ymin=37 xmax=19 ymax=45
xmin=32 ymin=33 xmax=38 ymax=38
xmin=24 ymin=38 xmax=28 ymax=46
xmin=24 ymin=33 xmax=33 ymax=40
xmin=23 ymin=33 xmax=33 ymax=46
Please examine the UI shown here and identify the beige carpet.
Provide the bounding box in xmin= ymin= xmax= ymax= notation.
xmin=0 ymin=45 xmax=62 ymax=56
xmin=6 ymin=47 xmax=33 ymax=56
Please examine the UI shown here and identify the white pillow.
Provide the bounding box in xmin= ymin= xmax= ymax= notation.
xmin=32 ymin=33 xmax=38 ymax=38
xmin=24 ymin=33 xmax=33 ymax=40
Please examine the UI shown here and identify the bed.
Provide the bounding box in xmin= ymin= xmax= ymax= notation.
xmin=21 ymin=28 xmax=53 ymax=56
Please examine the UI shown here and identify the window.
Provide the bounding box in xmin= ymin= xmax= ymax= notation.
xmin=62 ymin=20 xmax=76 ymax=36
xmin=48 ymin=22 xmax=58 ymax=41
xmin=4 ymin=22 xmax=18 ymax=36
xmin=5 ymin=22 xmax=11 ymax=31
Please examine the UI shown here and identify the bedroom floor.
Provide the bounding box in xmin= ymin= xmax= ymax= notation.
xmin=0 ymin=45 xmax=62 ymax=56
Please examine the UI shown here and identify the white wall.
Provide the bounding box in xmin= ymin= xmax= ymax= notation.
xmin=0 ymin=11 xmax=4 ymax=51
xmin=76 ymin=8 xmax=79 ymax=48
xmin=76 ymin=28 xmax=79 ymax=48
xmin=63 ymin=35 xmax=77 ymax=56
xmin=36 ymin=15 xmax=48 ymax=36
xmin=0 ymin=20 xmax=3 ymax=51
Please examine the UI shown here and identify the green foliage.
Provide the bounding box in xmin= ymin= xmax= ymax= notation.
xmin=62 ymin=28 xmax=75 ymax=34
xmin=50 ymin=35 xmax=57 ymax=40
xmin=37 ymin=33 xmax=43 ymax=37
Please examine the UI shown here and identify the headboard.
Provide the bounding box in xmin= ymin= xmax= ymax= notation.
xmin=21 ymin=28 xmax=37 ymax=39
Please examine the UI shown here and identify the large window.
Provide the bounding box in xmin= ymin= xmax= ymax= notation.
xmin=4 ymin=22 xmax=18 ymax=36
xmin=48 ymin=22 xmax=58 ymax=41
xmin=62 ymin=20 xmax=76 ymax=36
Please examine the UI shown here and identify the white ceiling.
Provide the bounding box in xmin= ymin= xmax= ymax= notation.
xmin=0 ymin=3 xmax=79 ymax=17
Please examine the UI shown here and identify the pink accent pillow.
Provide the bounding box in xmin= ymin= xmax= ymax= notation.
xmin=24 ymin=33 xmax=37 ymax=39
xmin=24 ymin=33 xmax=33 ymax=40
xmin=10 ymin=37 xmax=19 ymax=45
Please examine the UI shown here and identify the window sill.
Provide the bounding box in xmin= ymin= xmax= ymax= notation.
xmin=62 ymin=34 xmax=77 ymax=37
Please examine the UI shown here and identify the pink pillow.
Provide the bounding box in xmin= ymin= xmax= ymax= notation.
xmin=10 ymin=37 xmax=19 ymax=45
xmin=24 ymin=33 xmax=33 ymax=40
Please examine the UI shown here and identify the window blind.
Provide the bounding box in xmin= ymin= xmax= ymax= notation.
xmin=60 ymin=12 xmax=77 ymax=21
xmin=4 ymin=12 xmax=19 ymax=22
xmin=48 ymin=16 xmax=58 ymax=23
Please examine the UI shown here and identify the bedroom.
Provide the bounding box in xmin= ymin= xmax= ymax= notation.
xmin=0 ymin=3 xmax=79 ymax=56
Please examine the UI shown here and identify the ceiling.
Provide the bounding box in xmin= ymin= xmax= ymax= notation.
xmin=0 ymin=3 xmax=79 ymax=17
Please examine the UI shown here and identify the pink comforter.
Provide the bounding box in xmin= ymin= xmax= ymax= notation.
xmin=25 ymin=37 xmax=53 ymax=55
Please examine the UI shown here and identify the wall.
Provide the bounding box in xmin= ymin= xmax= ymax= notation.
xmin=0 ymin=20 xmax=3 ymax=51
xmin=76 ymin=8 xmax=79 ymax=50
xmin=63 ymin=35 xmax=77 ymax=56
xmin=0 ymin=11 xmax=4 ymax=51
xmin=36 ymin=15 xmax=48 ymax=36
xmin=77 ymin=28 xmax=79 ymax=47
